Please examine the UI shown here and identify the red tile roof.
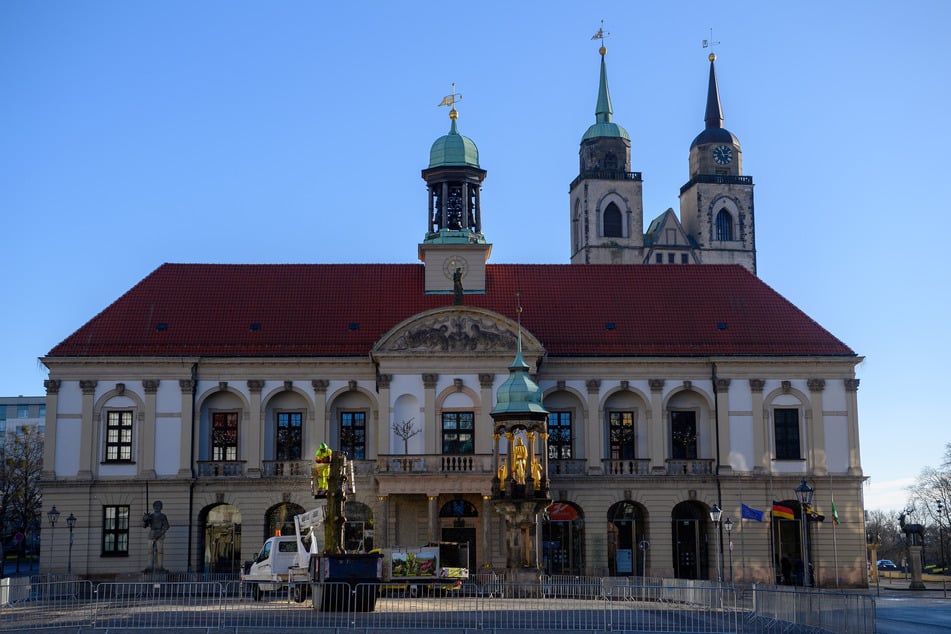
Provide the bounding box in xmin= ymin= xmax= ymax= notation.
xmin=46 ymin=263 xmax=854 ymax=358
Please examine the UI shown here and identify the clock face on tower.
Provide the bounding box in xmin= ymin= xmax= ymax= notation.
xmin=444 ymin=256 xmax=469 ymax=280
xmin=712 ymin=145 xmax=734 ymax=165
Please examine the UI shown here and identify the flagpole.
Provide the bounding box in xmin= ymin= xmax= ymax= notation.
xmin=768 ymin=477 xmax=776 ymax=585
xmin=740 ymin=494 xmax=746 ymax=582
xmin=830 ymin=474 xmax=840 ymax=588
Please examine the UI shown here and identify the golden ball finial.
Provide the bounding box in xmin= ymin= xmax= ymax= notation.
xmin=708 ymin=52 xmax=716 ymax=62
xmin=599 ymin=46 xmax=607 ymax=56
xmin=449 ymin=107 xmax=458 ymax=120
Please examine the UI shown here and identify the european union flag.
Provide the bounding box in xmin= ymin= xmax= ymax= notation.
xmin=741 ymin=503 xmax=765 ymax=522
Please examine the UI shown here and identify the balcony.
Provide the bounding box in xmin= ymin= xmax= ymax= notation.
xmin=376 ymin=454 xmax=494 ymax=475
xmin=262 ymin=460 xmax=310 ymax=478
xmin=549 ymin=459 xmax=587 ymax=476
xmin=197 ymin=460 xmax=246 ymax=477
xmin=603 ymin=459 xmax=652 ymax=476
xmin=666 ymin=459 xmax=715 ymax=475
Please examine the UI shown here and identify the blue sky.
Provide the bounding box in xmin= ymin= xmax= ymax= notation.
xmin=2 ymin=1 xmax=947 ymax=513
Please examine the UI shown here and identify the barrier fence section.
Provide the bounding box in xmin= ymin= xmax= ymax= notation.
xmin=0 ymin=576 xmax=876 ymax=633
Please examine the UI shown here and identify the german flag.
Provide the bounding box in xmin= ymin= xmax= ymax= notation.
xmin=772 ymin=502 xmax=795 ymax=520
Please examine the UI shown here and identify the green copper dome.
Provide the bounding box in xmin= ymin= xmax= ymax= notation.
xmin=429 ymin=115 xmax=481 ymax=168
xmin=491 ymin=345 xmax=548 ymax=416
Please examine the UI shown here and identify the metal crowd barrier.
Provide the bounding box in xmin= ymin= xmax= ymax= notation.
xmin=0 ymin=577 xmax=876 ymax=633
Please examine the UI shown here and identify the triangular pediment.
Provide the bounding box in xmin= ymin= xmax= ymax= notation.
xmin=372 ymin=306 xmax=544 ymax=360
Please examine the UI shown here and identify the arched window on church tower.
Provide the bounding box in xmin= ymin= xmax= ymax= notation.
xmin=715 ymin=208 xmax=734 ymax=241
xmin=604 ymin=152 xmax=618 ymax=171
xmin=603 ymin=202 xmax=623 ymax=238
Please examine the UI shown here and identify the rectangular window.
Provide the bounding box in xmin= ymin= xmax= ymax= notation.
xmin=105 ymin=410 xmax=134 ymax=462
xmin=17 ymin=404 xmax=30 ymax=418
xmin=547 ymin=411 xmax=572 ymax=459
xmin=667 ymin=253 xmax=675 ymax=264
xmin=774 ymin=408 xmax=801 ymax=460
xmin=655 ymin=253 xmax=663 ymax=263
xmin=670 ymin=411 xmax=698 ymax=459
xmin=102 ymin=505 xmax=130 ymax=556
xmin=340 ymin=412 xmax=366 ymax=460
xmin=0 ymin=420 xmax=5 ymax=434
xmin=39 ymin=405 xmax=46 ymax=418
xmin=212 ymin=411 xmax=239 ymax=461
xmin=609 ymin=411 xmax=635 ymax=460
xmin=442 ymin=411 xmax=474 ymax=454
xmin=681 ymin=253 xmax=689 ymax=264
xmin=276 ymin=411 xmax=303 ymax=460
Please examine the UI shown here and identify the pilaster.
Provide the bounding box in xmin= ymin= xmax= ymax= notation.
xmin=715 ymin=378 xmax=732 ymax=474
xmin=77 ymin=380 xmax=97 ymax=479
xmin=247 ymin=380 xmax=264 ymax=478
xmin=377 ymin=374 xmax=392 ymax=456
xmin=585 ymin=379 xmax=602 ymax=474
xmin=477 ymin=373 xmax=495 ymax=454
xmin=845 ymin=379 xmax=862 ymax=475
xmin=423 ymin=374 xmax=439 ymax=455
xmin=807 ymin=379 xmax=826 ymax=475
xmin=312 ymin=380 xmax=329 ymax=454
xmin=649 ymin=379 xmax=665 ymax=473
xmin=749 ymin=379 xmax=767 ymax=472
xmin=140 ymin=379 xmax=159 ymax=478
xmin=41 ymin=380 xmax=60 ymax=479
xmin=178 ymin=379 xmax=194 ymax=477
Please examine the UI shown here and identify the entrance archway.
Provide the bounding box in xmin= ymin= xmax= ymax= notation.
xmin=773 ymin=499 xmax=805 ymax=585
xmin=345 ymin=501 xmax=374 ymax=553
xmin=544 ymin=502 xmax=585 ymax=575
xmin=439 ymin=499 xmax=478 ymax=568
xmin=200 ymin=503 xmax=242 ymax=574
xmin=264 ymin=502 xmax=305 ymax=541
xmin=607 ymin=501 xmax=646 ymax=576
xmin=671 ymin=501 xmax=709 ymax=580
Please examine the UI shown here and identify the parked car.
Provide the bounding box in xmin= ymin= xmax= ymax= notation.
xmin=877 ymin=559 xmax=898 ymax=571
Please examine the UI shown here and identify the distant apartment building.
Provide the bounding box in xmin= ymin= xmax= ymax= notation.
xmin=0 ymin=396 xmax=46 ymax=438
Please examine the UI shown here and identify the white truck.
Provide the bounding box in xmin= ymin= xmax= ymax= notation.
xmin=241 ymin=505 xmax=326 ymax=601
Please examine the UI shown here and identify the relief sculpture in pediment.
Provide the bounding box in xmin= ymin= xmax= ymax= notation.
xmin=393 ymin=316 xmax=517 ymax=352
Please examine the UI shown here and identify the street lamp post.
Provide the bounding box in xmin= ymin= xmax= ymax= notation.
xmin=66 ymin=513 xmax=77 ymax=576
xmin=795 ymin=479 xmax=814 ymax=587
xmin=709 ymin=504 xmax=722 ymax=583
xmin=724 ymin=516 xmax=734 ymax=584
xmin=47 ymin=506 xmax=60 ymax=573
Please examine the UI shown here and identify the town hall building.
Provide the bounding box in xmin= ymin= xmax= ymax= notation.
xmin=40 ymin=45 xmax=867 ymax=586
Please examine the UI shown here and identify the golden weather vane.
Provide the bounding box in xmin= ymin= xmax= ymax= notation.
xmin=591 ymin=20 xmax=610 ymax=45
xmin=702 ymin=28 xmax=720 ymax=59
xmin=438 ymin=83 xmax=462 ymax=108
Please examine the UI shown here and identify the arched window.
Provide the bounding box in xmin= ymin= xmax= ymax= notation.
xmin=607 ymin=501 xmax=646 ymax=576
xmin=603 ymin=202 xmax=623 ymax=238
xmin=604 ymin=152 xmax=618 ymax=170
xmin=715 ymin=208 xmax=734 ymax=241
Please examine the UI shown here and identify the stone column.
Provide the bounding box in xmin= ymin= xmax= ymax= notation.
xmin=845 ymin=379 xmax=862 ymax=475
xmin=585 ymin=380 xmax=602 ymax=475
xmin=140 ymin=380 xmax=159 ymax=478
xmin=908 ymin=544 xmax=926 ymax=590
xmin=477 ymin=373 xmax=495 ymax=454
xmin=377 ymin=496 xmax=389 ymax=549
xmin=77 ymin=380 xmax=98 ymax=480
xmin=749 ymin=379 xmax=767 ymax=472
xmin=807 ymin=379 xmax=826 ymax=475
xmin=41 ymin=380 xmax=60 ymax=479
xmin=247 ymin=380 xmax=264 ymax=478
xmin=481 ymin=495 xmax=492 ymax=568
xmin=649 ymin=379 xmax=665 ymax=474
xmin=423 ymin=374 xmax=439 ymax=455
xmin=715 ymin=378 xmax=732 ymax=474
xmin=179 ymin=379 xmax=194 ymax=477
xmin=376 ymin=374 xmax=392 ymax=458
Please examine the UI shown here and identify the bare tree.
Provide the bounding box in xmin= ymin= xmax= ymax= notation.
xmin=1 ymin=427 xmax=44 ymax=557
xmin=391 ymin=418 xmax=420 ymax=455
xmin=906 ymin=442 xmax=951 ymax=568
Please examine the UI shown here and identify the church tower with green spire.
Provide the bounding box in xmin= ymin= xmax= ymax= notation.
xmin=678 ymin=52 xmax=756 ymax=273
xmin=569 ymin=41 xmax=644 ymax=265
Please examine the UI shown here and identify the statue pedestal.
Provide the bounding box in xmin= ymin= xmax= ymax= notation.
xmin=506 ymin=567 xmax=544 ymax=597
xmin=908 ymin=545 xmax=926 ymax=590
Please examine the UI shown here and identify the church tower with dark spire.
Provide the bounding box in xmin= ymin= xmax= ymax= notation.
xmin=678 ymin=52 xmax=756 ymax=273
xmin=418 ymin=90 xmax=492 ymax=294
xmin=569 ymin=39 xmax=644 ymax=265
